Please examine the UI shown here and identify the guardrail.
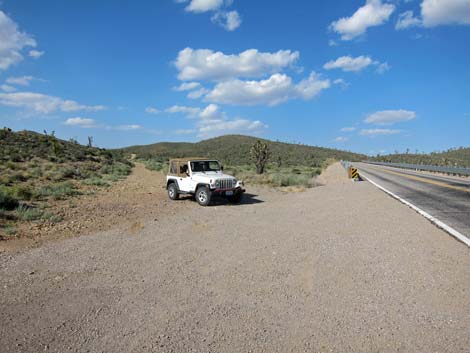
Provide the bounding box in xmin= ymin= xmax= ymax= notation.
xmin=362 ymin=161 xmax=470 ymax=177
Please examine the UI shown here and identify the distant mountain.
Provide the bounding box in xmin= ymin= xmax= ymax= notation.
xmin=119 ymin=134 xmax=367 ymax=167
xmin=370 ymin=147 xmax=470 ymax=168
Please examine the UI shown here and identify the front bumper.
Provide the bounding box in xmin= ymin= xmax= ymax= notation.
xmin=211 ymin=187 xmax=245 ymax=196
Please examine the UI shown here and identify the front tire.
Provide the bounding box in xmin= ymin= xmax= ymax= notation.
xmin=167 ymin=183 xmax=179 ymax=200
xmin=228 ymin=192 xmax=242 ymax=204
xmin=196 ymin=186 xmax=211 ymax=206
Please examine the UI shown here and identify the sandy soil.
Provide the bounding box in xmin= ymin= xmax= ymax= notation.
xmin=1 ymin=163 xmax=192 ymax=252
xmin=0 ymin=163 xmax=469 ymax=352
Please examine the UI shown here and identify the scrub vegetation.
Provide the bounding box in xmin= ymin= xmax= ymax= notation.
xmin=122 ymin=134 xmax=366 ymax=189
xmin=370 ymin=148 xmax=470 ymax=168
xmin=0 ymin=128 xmax=132 ymax=239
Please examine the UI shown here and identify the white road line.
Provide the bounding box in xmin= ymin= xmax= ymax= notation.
xmin=359 ymin=170 xmax=470 ymax=248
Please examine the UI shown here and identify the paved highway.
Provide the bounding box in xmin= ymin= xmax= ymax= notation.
xmin=355 ymin=162 xmax=470 ymax=244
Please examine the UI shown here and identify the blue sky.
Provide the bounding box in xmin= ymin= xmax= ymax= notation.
xmin=0 ymin=0 xmax=469 ymax=154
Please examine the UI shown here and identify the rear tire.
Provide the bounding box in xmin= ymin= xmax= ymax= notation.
xmin=167 ymin=183 xmax=179 ymax=200
xmin=196 ymin=186 xmax=211 ymax=206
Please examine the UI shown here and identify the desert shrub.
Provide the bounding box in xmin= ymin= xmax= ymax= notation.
xmin=275 ymin=174 xmax=311 ymax=187
xmin=0 ymin=187 xmax=20 ymax=210
xmin=1 ymin=225 xmax=17 ymax=238
xmin=110 ymin=162 xmax=132 ymax=177
xmin=12 ymin=204 xmax=62 ymax=223
xmin=142 ymin=159 xmax=166 ymax=171
xmin=41 ymin=211 xmax=62 ymax=223
xmin=57 ymin=166 xmax=78 ymax=179
xmin=5 ymin=161 xmax=18 ymax=170
xmin=9 ymin=185 xmax=34 ymax=201
xmin=15 ymin=204 xmax=43 ymax=221
xmin=10 ymin=172 xmax=30 ymax=182
xmin=29 ymin=167 xmax=43 ymax=178
xmin=36 ymin=181 xmax=79 ymax=200
xmin=83 ymin=177 xmax=110 ymax=187
xmin=291 ymin=168 xmax=302 ymax=174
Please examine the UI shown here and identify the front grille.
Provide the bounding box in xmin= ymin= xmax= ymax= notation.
xmin=217 ymin=179 xmax=233 ymax=189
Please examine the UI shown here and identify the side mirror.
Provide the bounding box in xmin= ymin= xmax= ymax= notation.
xmin=221 ymin=165 xmax=224 ymax=171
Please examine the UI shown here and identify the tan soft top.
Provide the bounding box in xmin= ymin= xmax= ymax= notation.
xmin=169 ymin=157 xmax=213 ymax=162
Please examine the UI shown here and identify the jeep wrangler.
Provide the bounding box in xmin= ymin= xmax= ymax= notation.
xmin=166 ymin=158 xmax=245 ymax=206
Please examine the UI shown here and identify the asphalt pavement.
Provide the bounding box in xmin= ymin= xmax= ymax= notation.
xmin=355 ymin=162 xmax=470 ymax=243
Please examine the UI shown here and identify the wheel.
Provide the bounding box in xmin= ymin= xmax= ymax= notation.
xmin=196 ymin=186 xmax=211 ymax=206
xmin=167 ymin=183 xmax=179 ymax=200
xmin=228 ymin=192 xmax=242 ymax=204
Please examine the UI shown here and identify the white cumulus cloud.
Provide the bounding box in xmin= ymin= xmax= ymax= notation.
xmin=340 ymin=127 xmax=356 ymax=132
xmin=164 ymin=102 xmax=267 ymax=137
xmin=64 ymin=117 xmax=97 ymax=128
xmin=174 ymin=82 xmax=201 ymax=91
xmin=165 ymin=105 xmax=201 ymax=116
xmin=211 ymin=10 xmax=241 ymax=31
xmin=185 ymin=0 xmax=226 ymax=13
xmin=1 ymin=84 xmax=16 ymax=92
xmin=396 ymin=1 xmax=470 ymax=30
xmin=421 ymin=0 xmax=470 ymax=27
xmin=0 ymin=11 xmax=37 ymax=70
xmin=6 ymin=75 xmax=34 ymax=86
xmin=198 ymin=118 xmax=266 ymax=138
xmin=330 ymin=0 xmax=395 ymax=40
xmin=205 ymin=72 xmax=330 ymax=106
xmin=145 ymin=107 xmax=160 ymax=114
xmin=365 ymin=109 xmax=416 ymax=125
xmin=324 ymin=55 xmax=389 ymax=73
xmin=0 ymin=92 xmax=105 ymax=114
xmin=199 ymin=103 xmax=224 ymax=120
xmin=187 ymin=87 xmax=209 ymax=99
xmin=64 ymin=118 xmax=143 ymax=131
xmin=360 ymin=128 xmax=401 ymax=136
xmin=195 ymin=104 xmax=267 ymax=138
xmin=175 ymin=47 xmax=299 ymax=81
xmin=396 ymin=11 xmax=422 ymax=29
xmin=112 ymin=124 xmax=143 ymax=131
xmin=334 ymin=136 xmax=348 ymax=142
xmin=324 ymin=55 xmax=373 ymax=72
xmin=29 ymin=50 xmax=44 ymax=58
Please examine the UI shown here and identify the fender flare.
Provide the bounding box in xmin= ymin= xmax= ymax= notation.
xmin=167 ymin=179 xmax=179 ymax=190
xmin=195 ymin=183 xmax=211 ymax=191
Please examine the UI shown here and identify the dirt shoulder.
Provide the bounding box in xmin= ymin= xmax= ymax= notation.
xmin=1 ymin=162 xmax=468 ymax=352
xmin=0 ymin=163 xmax=192 ymax=252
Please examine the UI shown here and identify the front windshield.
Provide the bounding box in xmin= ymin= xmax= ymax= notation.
xmin=190 ymin=160 xmax=220 ymax=172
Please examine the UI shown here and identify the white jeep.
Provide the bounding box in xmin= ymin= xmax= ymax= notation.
xmin=166 ymin=158 xmax=245 ymax=206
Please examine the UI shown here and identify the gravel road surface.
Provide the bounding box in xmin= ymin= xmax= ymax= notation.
xmin=1 ymin=163 xmax=469 ymax=352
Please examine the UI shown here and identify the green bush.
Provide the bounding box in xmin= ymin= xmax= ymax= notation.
xmin=100 ymin=162 xmax=131 ymax=176
xmin=13 ymin=205 xmax=62 ymax=223
xmin=143 ymin=159 xmax=166 ymax=172
xmin=10 ymin=172 xmax=29 ymax=182
xmin=36 ymin=181 xmax=79 ymax=200
xmin=41 ymin=211 xmax=62 ymax=223
xmin=0 ymin=187 xmax=19 ymax=210
xmin=15 ymin=204 xmax=43 ymax=221
xmin=83 ymin=177 xmax=110 ymax=187
xmin=10 ymin=184 xmax=34 ymax=201
xmin=1 ymin=225 xmax=17 ymax=237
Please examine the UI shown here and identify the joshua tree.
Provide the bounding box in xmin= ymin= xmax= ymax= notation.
xmin=87 ymin=136 xmax=93 ymax=148
xmin=250 ymin=140 xmax=271 ymax=174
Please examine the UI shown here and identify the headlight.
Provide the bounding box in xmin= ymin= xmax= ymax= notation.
xmin=233 ymin=179 xmax=237 ymax=187
xmin=215 ymin=180 xmax=220 ymax=186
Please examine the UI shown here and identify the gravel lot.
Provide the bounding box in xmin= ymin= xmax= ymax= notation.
xmin=1 ymin=163 xmax=469 ymax=352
